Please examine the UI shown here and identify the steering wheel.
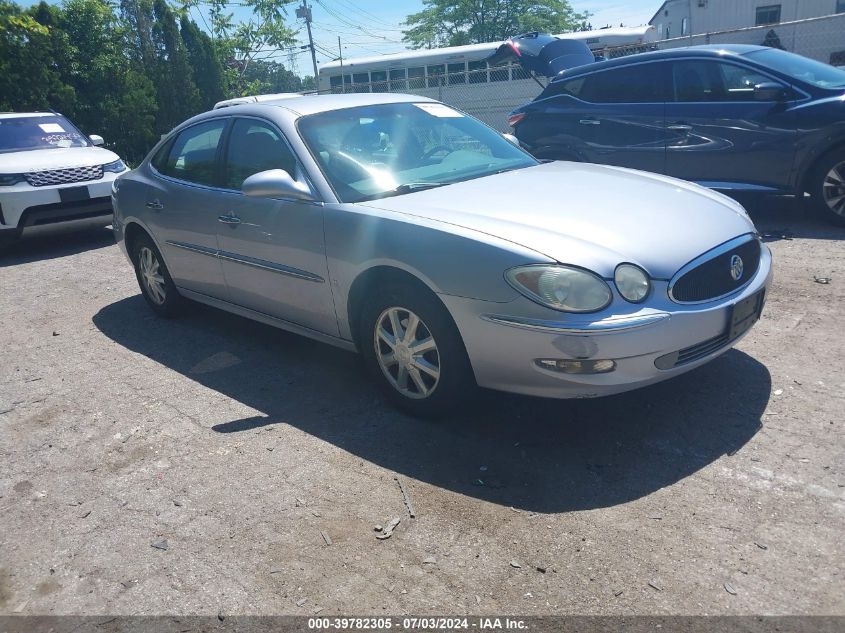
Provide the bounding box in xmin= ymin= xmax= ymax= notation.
xmin=421 ymin=145 xmax=453 ymax=161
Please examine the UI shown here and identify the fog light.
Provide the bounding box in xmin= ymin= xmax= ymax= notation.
xmin=535 ymin=359 xmax=616 ymax=374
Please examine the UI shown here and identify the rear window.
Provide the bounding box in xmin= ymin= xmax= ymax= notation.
xmin=0 ymin=115 xmax=90 ymax=153
xmin=546 ymin=63 xmax=667 ymax=103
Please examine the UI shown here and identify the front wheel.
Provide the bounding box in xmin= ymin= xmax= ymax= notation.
xmin=810 ymin=149 xmax=845 ymax=226
xmin=359 ymin=284 xmax=476 ymax=418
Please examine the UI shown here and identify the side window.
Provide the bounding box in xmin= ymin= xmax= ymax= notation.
xmin=222 ymin=118 xmax=298 ymax=191
xmin=577 ymin=63 xmax=667 ymax=103
xmin=720 ymin=63 xmax=777 ymax=100
xmin=673 ymin=60 xmax=775 ymax=102
xmin=158 ymin=119 xmax=226 ymax=186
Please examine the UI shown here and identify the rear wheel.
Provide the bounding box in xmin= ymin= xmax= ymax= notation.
xmin=359 ymin=283 xmax=476 ymax=417
xmin=131 ymin=233 xmax=183 ymax=317
xmin=810 ymin=149 xmax=845 ymax=226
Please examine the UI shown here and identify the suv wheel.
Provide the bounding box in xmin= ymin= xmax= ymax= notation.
xmin=810 ymin=149 xmax=845 ymax=226
xmin=359 ymin=283 xmax=476 ymax=417
xmin=131 ymin=233 xmax=183 ymax=317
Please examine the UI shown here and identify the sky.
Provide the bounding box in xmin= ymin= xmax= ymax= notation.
xmin=183 ymin=0 xmax=660 ymax=77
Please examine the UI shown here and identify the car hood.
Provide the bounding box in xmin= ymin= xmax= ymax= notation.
xmin=358 ymin=162 xmax=757 ymax=279
xmin=0 ymin=146 xmax=120 ymax=173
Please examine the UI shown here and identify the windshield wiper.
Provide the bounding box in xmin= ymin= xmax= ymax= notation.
xmin=370 ymin=181 xmax=449 ymax=200
xmin=391 ymin=182 xmax=448 ymax=194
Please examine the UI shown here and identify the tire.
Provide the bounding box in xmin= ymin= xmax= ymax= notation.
xmin=131 ymin=233 xmax=183 ymax=317
xmin=809 ymin=148 xmax=845 ymax=226
xmin=359 ymin=283 xmax=476 ymax=418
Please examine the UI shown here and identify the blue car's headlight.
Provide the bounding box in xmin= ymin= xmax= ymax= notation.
xmin=103 ymin=159 xmax=126 ymax=173
xmin=0 ymin=173 xmax=25 ymax=186
xmin=506 ymin=265 xmax=612 ymax=313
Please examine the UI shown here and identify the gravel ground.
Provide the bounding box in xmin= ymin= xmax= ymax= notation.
xmin=0 ymin=201 xmax=843 ymax=616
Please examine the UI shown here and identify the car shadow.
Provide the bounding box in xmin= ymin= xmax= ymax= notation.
xmin=93 ymin=295 xmax=770 ymax=513
xmin=0 ymin=226 xmax=115 ymax=266
xmin=744 ymin=196 xmax=844 ymax=241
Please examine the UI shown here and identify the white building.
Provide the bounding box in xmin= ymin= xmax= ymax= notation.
xmin=649 ymin=0 xmax=845 ymax=39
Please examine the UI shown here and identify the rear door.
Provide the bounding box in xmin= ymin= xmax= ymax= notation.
xmin=526 ymin=61 xmax=669 ymax=172
xmin=215 ymin=117 xmax=338 ymax=336
xmin=145 ymin=118 xmax=229 ymax=299
xmin=572 ymin=61 xmax=669 ymax=174
xmin=664 ymin=58 xmax=798 ymax=190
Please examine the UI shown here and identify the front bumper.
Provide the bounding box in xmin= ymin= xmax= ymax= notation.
xmin=441 ymin=245 xmax=773 ymax=399
xmin=0 ymin=173 xmax=121 ymax=237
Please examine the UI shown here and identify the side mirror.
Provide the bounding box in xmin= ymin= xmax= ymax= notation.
xmin=241 ymin=169 xmax=316 ymax=202
xmin=754 ymin=82 xmax=787 ymax=101
xmin=89 ymin=134 xmax=105 ymax=146
xmin=501 ymin=132 xmax=522 ymax=147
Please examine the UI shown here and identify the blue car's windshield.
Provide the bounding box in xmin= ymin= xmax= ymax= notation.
xmin=745 ymin=48 xmax=845 ymax=89
xmin=0 ymin=115 xmax=90 ymax=153
xmin=297 ymin=102 xmax=538 ymax=203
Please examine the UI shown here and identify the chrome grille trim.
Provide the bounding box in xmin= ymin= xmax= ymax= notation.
xmin=668 ymin=233 xmax=760 ymax=304
xmin=25 ymin=165 xmax=104 ymax=187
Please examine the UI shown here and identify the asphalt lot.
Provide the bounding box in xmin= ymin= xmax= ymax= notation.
xmin=0 ymin=200 xmax=843 ymax=616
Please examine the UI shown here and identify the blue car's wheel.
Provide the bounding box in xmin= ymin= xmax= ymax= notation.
xmin=812 ymin=149 xmax=845 ymax=226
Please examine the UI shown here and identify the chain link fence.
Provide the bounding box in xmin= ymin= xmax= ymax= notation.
xmin=315 ymin=14 xmax=845 ymax=132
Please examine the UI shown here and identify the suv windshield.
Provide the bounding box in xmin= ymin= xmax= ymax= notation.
xmin=297 ymin=102 xmax=537 ymax=203
xmin=0 ymin=115 xmax=90 ymax=153
xmin=745 ymin=48 xmax=845 ymax=89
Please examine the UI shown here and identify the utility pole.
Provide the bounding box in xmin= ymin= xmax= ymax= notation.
xmin=338 ymin=36 xmax=344 ymax=93
xmin=296 ymin=0 xmax=319 ymax=81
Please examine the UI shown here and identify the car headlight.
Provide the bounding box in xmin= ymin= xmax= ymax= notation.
xmin=506 ymin=265 xmax=612 ymax=313
xmin=103 ymin=159 xmax=126 ymax=173
xmin=0 ymin=173 xmax=25 ymax=186
xmin=614 ymin=263 xmax=651 ymax=303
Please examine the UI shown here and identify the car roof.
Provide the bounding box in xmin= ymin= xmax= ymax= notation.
xmin=209 ymin=92 xmax=437 ymax=117
xmin=552 ymin=44 xmax=770 ymax=82
xmin=0 ymin=112 xmax=60 ymax=120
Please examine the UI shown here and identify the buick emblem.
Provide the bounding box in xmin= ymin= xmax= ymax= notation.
xmin=730 ymin=254 xmax=744 ymax=281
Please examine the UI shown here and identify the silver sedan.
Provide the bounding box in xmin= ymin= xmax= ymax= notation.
xmin=112 ymin=93 xmax=772 ymax=416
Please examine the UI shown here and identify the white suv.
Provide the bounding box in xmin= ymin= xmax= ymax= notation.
xmin=0 ymin=112 xmax=128 ymax=244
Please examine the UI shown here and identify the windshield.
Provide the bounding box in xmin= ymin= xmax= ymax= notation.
xmin=745 ymin=48 xmax=845 ymax=89
xmin=0 ymin=115 xmax=90 ymax=153
xmin=297 ymin=102 xmax=537 ymax=203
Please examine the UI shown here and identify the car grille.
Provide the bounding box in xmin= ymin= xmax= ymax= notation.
xmin=670 ymin=236 xmax=761 ymax=303
xmin=25 ymin=165 xmax=104 ymax=187
xmin=654 ymin=332 xmax=731 ymax=370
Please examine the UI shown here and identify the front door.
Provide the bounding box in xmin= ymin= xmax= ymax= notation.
xmin=146 ymin=118 xmax=229 ymax=299
xmin=664 ymin=59 xmax=798 ymax=190
xmin=215 ymin=117 xmax=338 ymax=336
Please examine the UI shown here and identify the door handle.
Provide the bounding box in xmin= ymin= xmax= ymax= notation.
xmin=218 ymin=214 xmax=241 ymax=225
xmin=145 ymin=199 xmax=164 ymax=210
xmin=667 ymin=123 xmax=693 ymax=131
xmin=579 ymin=119 xmax=601 ymax=125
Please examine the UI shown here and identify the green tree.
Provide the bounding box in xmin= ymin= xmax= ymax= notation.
xmin=0 ymin=1 xmax=75 ymax=112
xmin=180 ymin=16 xmax=226 ymax=109
xmin=403 ymin=0 xmax=589 ymax=49
xmin=152 ymin=0 xmax=200 ymax=128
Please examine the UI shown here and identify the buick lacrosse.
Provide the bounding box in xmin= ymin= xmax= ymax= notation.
xmin=112 ymin=93 xmax=772 ymax=416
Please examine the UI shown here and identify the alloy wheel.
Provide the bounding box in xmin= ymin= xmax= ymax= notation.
xmin=373 ymin=306 xmax=441 ymax=399
xmin=823 ymin=161 xmax=845 ymax=217
xmin=138 ymin=246 xmax=166 ymax=305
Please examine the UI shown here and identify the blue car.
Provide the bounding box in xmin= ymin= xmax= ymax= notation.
xmin=508 ymin=45 xmax=845 ymax=225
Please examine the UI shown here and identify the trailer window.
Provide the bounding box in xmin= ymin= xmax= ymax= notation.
xmin=352 ymin=73 xmax=370 ymax=93
xmin=489 ymin=62 xmax=509 ymax=82
xmin=468 ymin=60 xmax=487 ymax=84
xmin=329 ymin=75 xmax=344 ymax=93
xmin=427 ymin=64 xmax=445 ymax=88
xmin=389 ymin=68 xmax=407 ymax=91
xmin=448 ymin=62 xmax=466 ymax=84
xmin=371 ymin=70 xmax=388 ymax=93
xmin=408 ymin=67 xmax=425 ymax=89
